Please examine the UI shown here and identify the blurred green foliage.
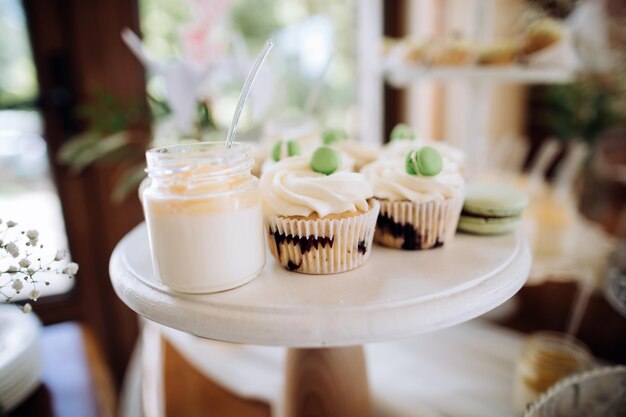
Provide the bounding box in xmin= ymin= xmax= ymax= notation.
xmin=139 ymin=0 xmax=356 ymax=126
xmin=532 ymin=75 xmax=625 ymax=144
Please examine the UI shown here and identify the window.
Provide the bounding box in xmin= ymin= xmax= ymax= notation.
xmin=138 ymin=0 xmax=357 ymax=133
xmin=0 ymin=0 xmax=74 ymax=301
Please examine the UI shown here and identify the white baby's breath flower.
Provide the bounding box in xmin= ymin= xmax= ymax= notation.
xmin=63 ymin=262 xmax=79 ymax=275
xmin=0 ymin=221 xmax=76 ymax=309
xmin=11 ymin=279 xmax=23 ymax=291
xmin=5 ymin=242 xmax=19 ymax=258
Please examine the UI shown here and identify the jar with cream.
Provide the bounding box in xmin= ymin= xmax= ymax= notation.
xmin=512 ymin=331 xmax=593 ymax=414
xmin=142 ymin=142 xmax=265 ymax=293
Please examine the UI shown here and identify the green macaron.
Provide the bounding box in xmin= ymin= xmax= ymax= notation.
xmin=458 ymin=183 xmax=528 ymax=235
xmin=272 ymin=139 xmax=302 ymax=161
xmin=311 ymin=146 xmax=342 ymax=175
xmin=405 ymin=147 xmax=443 ymax=176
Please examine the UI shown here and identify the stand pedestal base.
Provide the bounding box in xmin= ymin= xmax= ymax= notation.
xmin=284 ymin=346 xmax=370 ymax=417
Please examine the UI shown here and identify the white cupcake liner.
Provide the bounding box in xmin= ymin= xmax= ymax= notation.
xmin=375 ymin=195 xmax=463 ymax=250
xmin=267 ymin=200 xmax=380 ymax=275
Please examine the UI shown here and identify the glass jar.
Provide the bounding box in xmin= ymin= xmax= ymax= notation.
xmin=142 ymin=142 xmax=265 ymax=293
xmin=512 ymin=331 xmax=593 ymax=414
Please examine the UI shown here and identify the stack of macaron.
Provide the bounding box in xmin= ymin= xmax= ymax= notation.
xmin=457 ymin=183 xmax=528 ymax=235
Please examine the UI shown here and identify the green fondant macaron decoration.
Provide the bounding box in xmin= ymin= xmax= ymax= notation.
xmin=272 ymin=139 xmax=302 ymax=162
xmin=405 ymin=146 xmax=443 ymax=176
xmin=311 ymin=145 xmax=342 ymax=175
xmin=287 ymin=140 xmax=302 ymax=157
xmin=322 ymin=128 xmax=348 ymax=145
xmin=458 ymin=182 xmax=529 ymax=235
xmin=390 ymin=123 xmax=416 ymax=141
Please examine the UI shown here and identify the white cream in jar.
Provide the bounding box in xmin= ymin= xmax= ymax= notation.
xmin=142 ymin=142 xmax=265 ymax=293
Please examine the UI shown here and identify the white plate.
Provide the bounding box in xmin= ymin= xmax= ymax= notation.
xmin=0 ymin=306 xmax=42 ymax=410
xmin=0 ymin=360 xmax=42 ymax=411
xmin=0 ymin=307 xmax=40 ymax=372
xmin=0 ymin=339 xmax=41 ymax=392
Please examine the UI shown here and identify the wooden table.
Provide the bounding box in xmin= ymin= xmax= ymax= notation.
xmin=160 ymin=328 xmax=271 ymax=417
xmin=8 ymin=322 xmax=116 ymax=417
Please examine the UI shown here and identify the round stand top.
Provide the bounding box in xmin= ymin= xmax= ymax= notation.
xmin=110 ymin=223 xmax=530 ymax=347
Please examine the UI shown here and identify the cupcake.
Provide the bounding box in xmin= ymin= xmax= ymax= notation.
xmin=362 ymin=147 xmax=465 ymax=250
xmin=381 ymin=124 xmax=467 ymax=175
xmin=322 ymin=128 xmax=379 ymax=171
xmin=260 ymin=147 xmax=380 ymax=274
xmin=522 ymin=18 xmax=563 ymax=55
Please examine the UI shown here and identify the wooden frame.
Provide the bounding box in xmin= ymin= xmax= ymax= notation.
xmin=23 ymin=0 xmax=148 ymax=384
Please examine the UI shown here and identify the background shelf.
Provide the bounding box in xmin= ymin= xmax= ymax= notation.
xmin=384 ymin=66 xmax=576 ymax=87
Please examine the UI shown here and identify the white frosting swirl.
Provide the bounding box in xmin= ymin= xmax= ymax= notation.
xmin=361 ymin=157 xmax=465 ymax=203
xmin=380 ymin=139 xmax=466 ymax=173
xmin=260 ymin=156 xmax=373 ymax=217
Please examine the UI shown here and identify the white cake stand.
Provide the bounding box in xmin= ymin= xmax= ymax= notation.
xmin=110 ymin=223 xmax=531 ymax=417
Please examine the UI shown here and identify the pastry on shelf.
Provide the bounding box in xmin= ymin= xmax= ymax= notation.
xmin=520 ymin=18 xmax=578 ymax=69
xmin=260 ymin=147 xmax=379 ymax=274
xmin=477 ymin=41 xmax=521 ymax=66
xmin=361 ymin=146 xmax=465 ymax=250
xmin=384 ymin=38 xmax=429 ymax=69
xmin=380 ymin=36 xmax=401 ymax=56
xmin=521 ymin=18 xmax=564 ymax=55
xmin=426 ymin=35 xmax=475 ymax=67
